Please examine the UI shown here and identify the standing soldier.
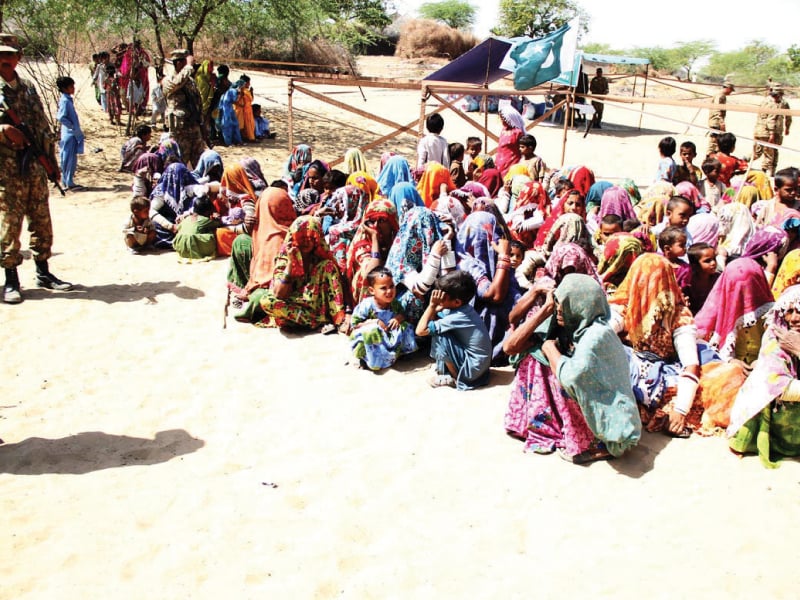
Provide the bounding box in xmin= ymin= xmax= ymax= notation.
xmin=162 ymin=49 xmax=206 ymax=169
xmin=0 ymin=33 xmax=73 ymax=304
xmin=589 ymin=67 xmax=609 ymax=129
xmin=706 ymin=80 xmax=734 ymax=156
xmin=753 ymin=84 xmax=792 ymax=176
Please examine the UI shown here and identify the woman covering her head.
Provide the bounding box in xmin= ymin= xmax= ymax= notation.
xmin=191 ymin=149 xmax=223 ymax=181
xmin=456 ymin=210 xmax=522 ymax=364
xmin=284 ymin=144 xmax=312 ymax=184
xmin=149 ymin=162 xmax=202 ymax=247
xmin=246 ymin=216 xmax=346 ymax=332
xmin=346 ymin=170 xmax=378 ymax=202
xmin=298 ymin=159 xmax=329 ymax=198
xmin=132 ymin=152 xmax=163 ymax=198
xmin=388 ymin=182 xmax=425 ymax=224
xmin=599 ymin=186 xmax=636 ymax=222
xmin=344 ymin=147 xmax=368 ymax=175
xmin=346 ymin=199 xmax=400 ymax=304
xmin=376 ymin=155 xmax=413 ymax=199
xmin=686 ymin=212 xmax=720 ymax=247
xmin=772 ymin=249 xmax=800 ymax=299
xmin=717 ymin=202 xmax=754 ymax=258
xmin=477 ymin=165 xmax=504 ymax=198
xmin=597 ymin=233 xmax=644 ymax=290
xmin=227 ymin=187 xmax=297 ymax=302
xmin=326 ymin=184 xmax=370 ymax=271
xmin=215 ymin=162 xmax=259 ymax=255
xmin=608 ymin=254 xmax=703 ymax=437
xmin=727 ymin=285 xmax=800 ymax=467
xmin=417 ymin=162 xmax=456 ymax=206
xmin=239 ymin=157 xmax=268 ymax=192
xmin=385 ymin=206 xmax=444 ymax=322
xmin=496 ymin=104 xmax=525 ymax=176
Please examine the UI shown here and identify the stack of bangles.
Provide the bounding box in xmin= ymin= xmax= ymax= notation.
xmin=496 ymin=254 xmax=511 ymax=271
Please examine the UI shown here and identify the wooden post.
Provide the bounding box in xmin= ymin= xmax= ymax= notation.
xmin=638 ymin=65 xmax=649 ymax=130
xmin=419 ymin=85 xmax=429 ymax=138
xmin=287 ymin=79 xmax=294 ymax=151
xmin=561 ymin=91 xmax=570 ymax=166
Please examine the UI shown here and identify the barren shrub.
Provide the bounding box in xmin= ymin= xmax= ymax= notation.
xmin=395 ymin=19 xmax=477 ymax=60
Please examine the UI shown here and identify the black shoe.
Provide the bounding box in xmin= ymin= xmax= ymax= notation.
xmin=3 ymin=268 xmax=22 ymax=304
xmin=36 ymin=272 xmax=74 ymax=291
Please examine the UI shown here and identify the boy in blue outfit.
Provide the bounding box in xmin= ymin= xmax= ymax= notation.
xmin=416 ymin=270 xmax=492 ymax=390
xmin=56 ymin=76 xmax=84 ymax=191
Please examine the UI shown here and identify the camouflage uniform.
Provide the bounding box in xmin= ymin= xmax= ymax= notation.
xmin=589 ymin=74 xmax=609 ymax=126
xmin=0 ymin=75 xmax=55 ymax=269
xmin=753 ymin=94 xmax=792 ymax=176
xmin=706 ymin=90 xmax=728 ymax=155
xmin=162 ymin=61 xmax=206 ymax=169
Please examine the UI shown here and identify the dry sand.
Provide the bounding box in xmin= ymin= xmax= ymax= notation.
xmin=1 ymin=58 xmax=800 ymax=599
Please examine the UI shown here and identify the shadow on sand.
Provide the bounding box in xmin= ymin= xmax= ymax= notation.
xmin=0 ymin=429 xmax=205 ymax=475
xmin=17 ymin=280 xmax=205 ymax=304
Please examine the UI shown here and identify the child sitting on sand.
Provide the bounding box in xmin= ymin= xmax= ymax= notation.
xmin=119 ymin=124 xmax=152 ymax=172
xmin=350 ymin=267 xmax=418 ymax=370
xmin=124 ymin=196 xmax=156 ymax=253
xmin=416 ymin=270 xmax=491 ymax=390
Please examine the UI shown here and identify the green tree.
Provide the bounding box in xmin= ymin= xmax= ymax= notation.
xmin=787 ymin=44 xmax=800 ymax=71
xmin=672 ymin=40 xmax=715 ymax=80
xmin=492 ymin=0 xmax=587 ymax=39
xmin=702 ymin=41 xmax=798 ymax=87
xmin=418 ymin=0 xmax=475 ymax=30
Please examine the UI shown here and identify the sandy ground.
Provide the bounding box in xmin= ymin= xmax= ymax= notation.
xmin=2 ymin=57 xmax=800 ymax=599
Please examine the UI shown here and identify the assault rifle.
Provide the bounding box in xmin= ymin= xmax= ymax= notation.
xmin=0 ymin=97 xmax=65 ymax=196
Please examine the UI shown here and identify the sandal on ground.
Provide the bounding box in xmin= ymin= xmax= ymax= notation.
xmin=428 ymin=374 xmax=455 ymax=388
xmin=320 ymin=323 xmax=337 ymax=335
xmin=663 ymin=427 xmax=692 ymax=439
xmin=558 ymin=447 xmax=612 ymax=465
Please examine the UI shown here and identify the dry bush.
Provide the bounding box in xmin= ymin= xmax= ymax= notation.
xmin=395 ymin=19 xmax=477 ymax=60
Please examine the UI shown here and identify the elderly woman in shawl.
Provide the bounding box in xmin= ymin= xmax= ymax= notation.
xmin=608 ymin=254 xmax=703 ymax=437
xmin=727 ymin=285 xmax=800 ymax=467
xmin=689 ymin=258 xmax=774 ymax=431
xmin=385 ymin=206 xmax=445 ymax=323
xmin=417 ymin=162 xmax=456 ymax=206
xmin=455 ymin=210 xmax=522 ymax=364
xmin=231 ymin=187 xmax=297 ymax=312
xmin=346 ymin=199 xmax=400 ymax=305
xmin=148 ymin=162 xmax=205 ymax=248
xmin=375 ymin=155 xmax=412 ymax=199
xmin=248 ymin=216 xmax=346 ymax=332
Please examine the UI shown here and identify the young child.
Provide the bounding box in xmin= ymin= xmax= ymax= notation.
xmin=713 ymin=132 xmax=749 ymax=186
xmin=416 ymin=113 xmax=449 ymax=170
xmin=94 ymin=52 xmax=109 ymax=112
xmin=56 ymin=76 xmax=85 ymax=190
xmin=699 ymin=157 xmax=725 ymax=207
xmin=123 ymin=196 xmax=156 ymax=253
xmin=104 ymin=64 xmax=122 ymax=125
xmin=252 ymin=104 xmax=275 ymax=139
xmin=658 ymin=225 xmax=688 ymax=268
xmin=350 ymin=267 xmax=418 ymax=371
xmin=465 ymin=136 xmax=482 ymax=181
xmin=517 ymin=134 xmax=547 ymax=182
xmin=119 ymin=124 xmax=152 ymax=173
xmin=509 ymin=240 xmax=526 ymax=270
xmin=593 ymin=214 xmax=623 ymax=259
xmin=173 ymin=196 xmax=221 ymax=260
xmin=679 ymin=141 xmax=702 ymax=187
xmin=150 ymin=74 xmax=167 ymax=129
xmin=448 ymin=142 xmax=467 ymax=187
xmin=654 ymin=136 xmax=677 ymax=183
xmin=415 ymin=270 xmax=492 ymax=390
xmin=679 ymin=242 xmax=719 ymax=314
xmin=652 ymin=195 xmax=694 ymax=239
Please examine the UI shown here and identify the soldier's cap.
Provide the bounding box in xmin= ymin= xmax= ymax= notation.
xmin=770 ymin=83 xmax=783 ymax=95
xmin=722 ymin=80 xmax=734 ymax=90
xmin=0 ymin=33 xmax=21 ymax=53
xmin=170 ymin=49 xmax=188 ymax=61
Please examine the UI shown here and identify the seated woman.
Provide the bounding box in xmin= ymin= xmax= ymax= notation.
xmin=239 ymin=157 xmax=268 ymax=193
xmin=597 ymin=233 xmax=644 ymax=291
xmin=376 ymin=155 xmax=413 ymax=199
xmin=131 ymin=152 xmax=162 ymax=198
xmin=385 ymin=206 xmax=446 ymax=324
xmin=389 ymin=182 xmax=425 ymax=224
xmin=246 ymin=216 xmax=346 ymax=333
xmin=295 ymin=159 xmax=329 ymax=201
xmin=455 ymin=210 xmax=522 ymax=364
xmin=173 ymin=196 xmax=221 ymax=261
xmin=727 ymin=285 xmax=800 ymax=467
xmin=504 ymin=244 xmax=601 ymax=456
xmin=324 ymin=185 xmax=370 ymax=271
xmin=215 ymin=162 xmax=259 ymax=256
xmin=344 ymin=147 xmax=368 ymax=175
xmin=346 ymin=199 xmax=400 ymax=305
xmin=283 ymin=144 xmax=312 ymax=190
xmin=228 ymin=186 xmax=297 ymax=306
xmin=693 ymin=258 xmax=774 ymax=431
xmin=148 ymin=162 xmax=205 ymax=248
xmin=542 ymin=274 xmax=642 ymax=462
xmin=608 ymin=254 xmax=701 ymax=437
xmin=191 ymin=149 xmax=223 ymax=182
xmin=772 ymin=249 xmax=800 ymax=299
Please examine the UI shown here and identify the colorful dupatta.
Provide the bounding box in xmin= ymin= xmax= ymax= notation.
xmin=417 ymin=162 xmax=456 ymax=206
xmin=772 ymin=249 xmax=800 ymax=299
xmin=246 ymin=188 xmax=297 ymax=291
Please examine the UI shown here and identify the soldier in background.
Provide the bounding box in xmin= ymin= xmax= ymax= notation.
xmin=706 ymin=80 xmax=734 ymax=156
xmin=589 ymin=67 xmax=609 ymax=129
xmin=162 ymin=49 xmax=206 ymax=169
xmin=0 ymin=33 xmax=73 ymax=304
xmin=753 ymin=84 xmax=792 ymax=176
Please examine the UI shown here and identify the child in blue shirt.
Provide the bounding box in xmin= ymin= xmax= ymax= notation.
xmin=654 ymin=136 xmax=676 ymax=183
xmin=56 ymin=76 xmax=84 ymax=190
xmin=416 ymin=270 xmax=491 ymax=390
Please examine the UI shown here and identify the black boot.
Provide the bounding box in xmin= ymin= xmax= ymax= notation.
xmin=35 ymin=260 xmax=74 ymax=291
xmin=3 ymin=267 xmax=22 ymax=304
